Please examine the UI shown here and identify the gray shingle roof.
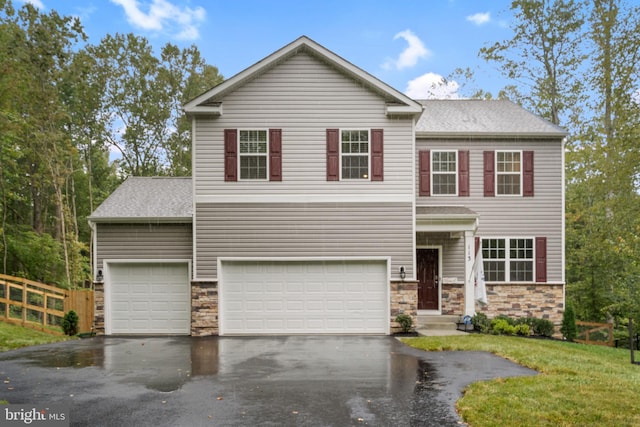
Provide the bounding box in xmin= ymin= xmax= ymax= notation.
xmin=89 ymin=177 xmax=192 ymax=222
xmin=415 ymin=99 xmax=567 ymax=137
xmin=416 ymin=206 xmax=478 ymax=218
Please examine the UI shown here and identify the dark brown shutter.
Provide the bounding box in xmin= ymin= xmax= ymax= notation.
xmin=535 ymin=237 xmax=547 ymax=282
xmin=371 ymin=129 xmax=384 ymax=181
xmin=419 ymin=150 xmax=430 ymax=196
xmin=523 ymin=151 xmax=534 ymax=197
xmin=269 ymin=129 xmax=282 ymax=181
xmin=326 ymin=129 xmax=340 ymax=181
xmin=459 ymin=150 xmax=470 ymax=196
xmin=224 ymin=129 xmax=237 ymax=182
xmin=483 ymin=151 xmax=495 ymax=197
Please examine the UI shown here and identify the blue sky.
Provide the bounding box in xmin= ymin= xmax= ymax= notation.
xmin=17 ymin=0 xmax=518 ymax=98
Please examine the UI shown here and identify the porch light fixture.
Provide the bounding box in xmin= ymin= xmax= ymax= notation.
xmin=96 ymin=269 xmax=104 ymax=282
xmin=399 ymin=266 xmax=406 ymax=281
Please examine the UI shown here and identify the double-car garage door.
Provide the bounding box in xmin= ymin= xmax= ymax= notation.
xmin=220 ymin=260 xmax=388 ymax=335
xmin=106 ymin=259 xmax=388 ymax=335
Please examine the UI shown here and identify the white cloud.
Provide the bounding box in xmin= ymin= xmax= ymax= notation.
xmin=111 ymin=0 xmax=206 ymax=40
xmin=405 ymin=72 xmax=460 ymax=99
xmin=383 ymin=30 xmax=431 ymax=70
xmin=466 ymin=12 xmax=491 ymax=26
xmin=16 ymin=0 xmax=45 ymax=9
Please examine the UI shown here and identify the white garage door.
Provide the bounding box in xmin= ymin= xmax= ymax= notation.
xmin=220 ymin=260 xmax=388 ymax=335
xmin=108 ymin=262 xmax=190 ymax=334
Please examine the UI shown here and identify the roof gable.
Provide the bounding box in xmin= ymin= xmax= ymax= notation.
xmin=89 ymin=177 xmax=192 ymax=222
xmin=184 ymin=36 xmax=423 ymax=117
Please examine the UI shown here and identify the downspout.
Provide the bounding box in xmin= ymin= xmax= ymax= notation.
xmin=88 ymin=220 xmax=98 ymax=286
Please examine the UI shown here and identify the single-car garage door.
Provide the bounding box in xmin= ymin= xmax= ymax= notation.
xmin=220 ymin=260 xmax=388 ymax=335
xmin=107 ymin=262 xmax=190 ymax=334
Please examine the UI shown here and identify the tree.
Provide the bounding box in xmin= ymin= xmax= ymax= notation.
xmin=479 ymin=0 xmax=586 ymax=125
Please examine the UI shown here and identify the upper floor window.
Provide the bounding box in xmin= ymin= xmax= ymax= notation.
xmin=482 ymin=237 xmax=533 ymax=282
xmin=432 ymin=151 xmax=457 ymax=195
xmin=496 ymin=151 xmax=521 ymax=195
xmin=239 ymin=130 xmax=268 ymax=180
xmin=341 ymin=130 xmax=369 ymax=180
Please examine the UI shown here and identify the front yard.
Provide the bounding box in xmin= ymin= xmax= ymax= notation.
xmin=403 ymin=334 xmax=640 ymax=426
xmin=0 ymin=321 xmax=71 ymax=352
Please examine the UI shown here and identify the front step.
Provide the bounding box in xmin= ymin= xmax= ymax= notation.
xmin=416 ymin=314 xmax=461 ymax=331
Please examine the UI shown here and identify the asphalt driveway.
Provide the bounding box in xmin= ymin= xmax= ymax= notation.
xmin=0 ymin=336 xmax=536 ymax=426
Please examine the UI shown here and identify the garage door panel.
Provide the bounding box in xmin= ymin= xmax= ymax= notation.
xmin=108 ymin=263 xmax=190 ymax=335
xmin=221 ymin=260 xmax=387 ymax=335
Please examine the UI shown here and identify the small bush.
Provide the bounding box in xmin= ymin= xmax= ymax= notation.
xmin=491 ymin=318 xmax=517 ymax=335
xmin=494 ymin=315 xmax=517 ymax=326
xmin=395 ymin=313 xmax=413 ymax=333
xmin=561 ymin=303 xmax=577 ymax=342
xmin=515 ymin=323 xmax=530 ymax=336
xmin=62 ymin=310 xmax=79 ymax=336
xmin=532 ymin=318 xmax=555 ymax=337
xmin=472 ymin=312 xmax=491 ymax=333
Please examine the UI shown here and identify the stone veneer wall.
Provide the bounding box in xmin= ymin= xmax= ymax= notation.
xmin=390 ymin=280 xmax=418 ymax=333
xmin=191 ymin=280 xmax=218 ymax=336
xmin=441 ymin=283 xmax=565 ymax=326
xmin=93 ymin=282 xmax=105 ymax=335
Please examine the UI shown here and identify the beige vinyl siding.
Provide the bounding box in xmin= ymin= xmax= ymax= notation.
xmin=195 ymin=202 xmax=413 ymax=279
xmin=96 ymin=223 xmax=192 ymax=269
xmin=194 ymin=52 xmax=415 ymax=199
xmin=416 ymin=138 xmax=564 ymax=282
xmin=416 ymin=234 xmax=466 ymax=280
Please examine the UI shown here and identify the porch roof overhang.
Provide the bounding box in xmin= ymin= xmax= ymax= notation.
xmin=416 ymin=206 xmax=479 ymax=234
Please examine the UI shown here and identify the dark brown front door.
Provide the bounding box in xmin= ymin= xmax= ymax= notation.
xmin=417 ymin=249 xmax=439 ymax=310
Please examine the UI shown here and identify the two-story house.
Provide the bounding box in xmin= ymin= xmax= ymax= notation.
xmin=89 ymin=36 xmax=566 ymax=336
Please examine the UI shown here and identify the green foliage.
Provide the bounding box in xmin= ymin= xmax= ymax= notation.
xmin=472 ymin=312 xmax=491 ymax=333
xmin=61 ymin=310 xmax=79 ymax=336
xmin=0 ymin=321 xmax=71 ymax=352
xmin=490 ymin=318 xmax=518 ymax=335
xmin=395 ymin=313 xmax=413 ymax=333
xmin=561 ymin=303 xmax=578 ymax=342
xmin=532 ymin=318 xmax=556 ymax=337
xmin=515 ymin=323 xmax=531 ymax=336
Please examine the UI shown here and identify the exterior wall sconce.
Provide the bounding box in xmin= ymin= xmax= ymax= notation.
xmin=399 ymin=266 xmax=406 ymax=281
xmin=96 ymin=269 xmax=104 ymax=282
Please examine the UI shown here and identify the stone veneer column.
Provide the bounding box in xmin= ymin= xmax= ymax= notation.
xmin=191 ymin=280 xmax=219 ymax=336
xmin=390 ymin=280 xmax=418 ymax=333
xmin=93 ymin=281 xmax=105 ymax=335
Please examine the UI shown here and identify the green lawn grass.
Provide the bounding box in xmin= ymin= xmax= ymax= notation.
xmin=0 ymin=321 xmax=72 ymax=352
xmin=402 ymin=334 xmax=640 ymax=427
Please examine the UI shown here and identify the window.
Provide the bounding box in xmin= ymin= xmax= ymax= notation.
xmin=432 ymin=151 xmax=457 ymax=195
xmin=482 ymin=238 xmax=534 ymax=282
xmin=239 ymin=130 xmax=267 ymax=180
xmin=341 ymin=130 xmax=369 ymax=179
xmin=496 ymin=151 xmax=521 ymax=195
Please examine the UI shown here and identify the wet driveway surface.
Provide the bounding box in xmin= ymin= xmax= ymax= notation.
xmin=0 ymin=336 xmax=536 ymax=426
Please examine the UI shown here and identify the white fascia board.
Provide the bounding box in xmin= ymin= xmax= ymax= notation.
xmin=416 ymin=217 xmax=479 ymax=233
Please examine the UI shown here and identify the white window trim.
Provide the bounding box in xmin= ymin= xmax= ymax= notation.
xmin=495 ymin=150 xmax=523 ymax=196
xmin=482 ymin=236 xmax=536 ymax=283
xmin=238 ymin=129 xmax=269 ymax=181
xmin=339 ymin=129 xmax=371 ymax=181
xmin=431 ymin=150 xmax=458 ymax=196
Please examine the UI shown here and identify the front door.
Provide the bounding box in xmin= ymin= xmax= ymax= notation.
xmin=417 ymin=249 xmax=439 ymax=310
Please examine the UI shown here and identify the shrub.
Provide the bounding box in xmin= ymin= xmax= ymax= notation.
xmin=561 ymin=303 xmax=577 ymax=342
xmin=62 ymin=310 xmax=79 ymax=336
xmin=532 ymin=318 xmax=555 ymax=337
xmin=395 ymin=313 xmax=413 ymax=333
xmin=491 ymin=318 xmax=517 ymax=335
xmin=515 ymin=323 xmax=530 ymax=336
xmin=494 ymin=314 xmax=516 ymax=326
xmin=472 ymin=312 xmax=490 ymax=333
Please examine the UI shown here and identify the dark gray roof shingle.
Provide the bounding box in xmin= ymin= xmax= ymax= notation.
xmin=89 ymin=177 xmax=192 ymax=222
xmin=415 ymin=99 xmax=567 ymax=137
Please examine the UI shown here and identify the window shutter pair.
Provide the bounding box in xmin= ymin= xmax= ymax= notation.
xmin=418 ymin=150 xmax=469 ymax=196
xmin=224 ymin=129 xmax=282 ymax=181
xmin=326 ymin=129 xmax=384 ymax=181
xmin=483 ymin=151 xmax=534 ymax=197
xmin=474 ymin=236 xmax=547 ymax=282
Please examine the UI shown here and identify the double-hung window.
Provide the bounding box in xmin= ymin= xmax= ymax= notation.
xmin=496 ymin=151 xmax=521 ymax=195
xmin=482 ymin=238 xmax=534 ymax=282
xmin=341 ymin=130 xmax=369 ymax=180
xmin=239 ymin=130 xmax=268 ymax=180
xmin=432 ymin=151 xmax=457 ymax=195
